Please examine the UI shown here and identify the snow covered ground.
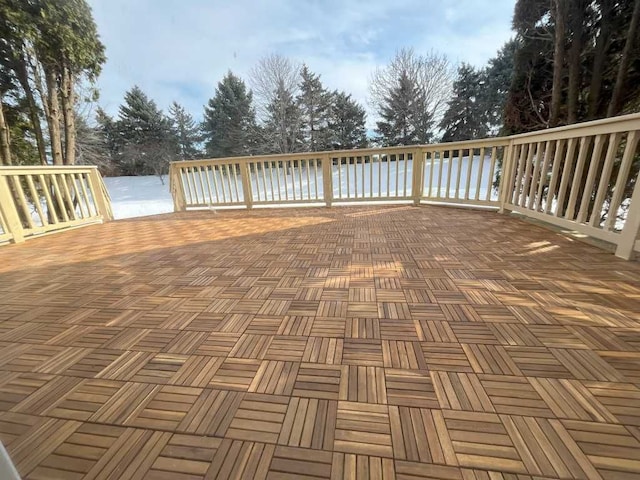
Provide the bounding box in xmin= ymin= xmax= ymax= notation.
xmin=103 ymin=175 xmax=174 ymax=219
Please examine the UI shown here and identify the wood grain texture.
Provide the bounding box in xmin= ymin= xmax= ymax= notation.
xmin=1 ymin=205 xmax=640 ymax=479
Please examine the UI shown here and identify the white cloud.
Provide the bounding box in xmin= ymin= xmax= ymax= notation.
xmin=88 ymin=0 xmax=516 ymax=128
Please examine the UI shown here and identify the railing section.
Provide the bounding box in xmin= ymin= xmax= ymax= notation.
xmin=420 ymin=138 xmax=511 ymax=207
xmin=500 ymin=114 xmax=640 ymax=259
xmin=0 ymin=166 xmax=113 ymax=244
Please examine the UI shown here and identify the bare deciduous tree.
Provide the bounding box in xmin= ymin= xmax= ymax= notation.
xmin=249 ymin=54 xmax=303 ymax=153
xmin=369 ymin=48 xmax=455 ymax=143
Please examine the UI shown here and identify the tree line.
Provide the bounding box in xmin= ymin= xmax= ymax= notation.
xmin=1 ymin=0 xmax=639 ymax=178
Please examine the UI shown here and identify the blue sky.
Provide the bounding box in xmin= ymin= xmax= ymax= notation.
xmin=88 ymin=0 xmax=516 ymax=126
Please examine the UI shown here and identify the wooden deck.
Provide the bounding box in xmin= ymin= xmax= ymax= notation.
xmin=1 ymin=205 xmax=640 ymax=480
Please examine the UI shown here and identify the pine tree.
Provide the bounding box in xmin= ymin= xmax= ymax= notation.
xmin=264 ymin=82 xmax=302 ymax=154
xmin=168 ymin=101 xmax=200 ymax=160
xmin=327 ymin=91 xmax=368 ymax=150
xmin=297 ymin=65 xmax=330 ymax=151
xmin=482 ymin=40 xmax=517 ymax=134
xmin=202 ymin=71 xmax=256 ymax=158
xmin=116 ymin=85 xmax=174 ymax=177
xmin=439 ymin=64 xmax=489 ymax=142
xmin=375 ymin=71 xmax=424 ymax=146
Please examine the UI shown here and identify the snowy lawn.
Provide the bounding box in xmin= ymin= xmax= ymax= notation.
xmin=103 ymin=175 xmax=174 ymax=219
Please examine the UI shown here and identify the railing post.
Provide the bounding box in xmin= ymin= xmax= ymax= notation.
xmin=0 ymin=174 xmax=25 ymax=243
xmin=169 ymin=163 xmax=187 ymax=212
xmin=239 ymin=161 xmax=253 ymax=209
xmin=322 ymin=154 xmax=333 ymax=207
xmin=412 ymin=147 xmax=424 ymax=205
xmin=498 ymin=140 xmax=515 ymax=214
xmin=88 ymin=168 xmax=113 ymax=221
xmin=616 ymin=170 xmax=640 ymax=260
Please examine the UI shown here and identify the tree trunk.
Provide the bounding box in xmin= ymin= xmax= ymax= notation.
xmin=607 ymin=0 xmax=640 ymax=117
xmin=567 ymin=0 xmax=585 ymax=124
xmin=588 ymin=0 xmax=612 ymax=119
xmin=0 ymin=98 xmax=12 ymax=165
xmin=61 ymin=65 xmax=76 ymax=165
xmin=14 ymin=49 xmax=47 ymax=165
xmin=44 ymin=66 xmax=64 ymax=165
xmin=550 ymin=0 xmax=568 ymax=127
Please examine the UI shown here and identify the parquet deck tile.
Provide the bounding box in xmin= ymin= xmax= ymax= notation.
xmin=1 ymin=205 xmax=640 ymax=478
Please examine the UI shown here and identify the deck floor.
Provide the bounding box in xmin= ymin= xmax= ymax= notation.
xmin=1 ymin=205 xmax=640 ymax=479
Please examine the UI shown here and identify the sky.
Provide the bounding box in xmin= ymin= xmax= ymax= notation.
xmin=88 ymin=0 xmax=516 ymax=126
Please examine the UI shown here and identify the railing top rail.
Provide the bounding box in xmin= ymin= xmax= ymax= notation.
xmin=0 ymin=165 xmax=99 ymax=173
xmin=171 ymin=145 xmax=428 ymax=168
xmin=421 ymin=137 xmax=511 ymax=151
xmin=508 ymin=112 xmax=640 ymax=143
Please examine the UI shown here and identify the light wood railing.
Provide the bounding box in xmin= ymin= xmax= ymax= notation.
xmin=500 ymin=113 xmax=640 ymax=259
xmin=0 ymin=166 xmax=113 ymax=244
xmin=170 ymin=113 xmax=640 ymax=259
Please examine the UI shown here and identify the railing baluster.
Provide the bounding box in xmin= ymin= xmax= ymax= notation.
xmin=25 ymin=174 xmax=46 ymax=226
xmin=378 ymin=155 xmax=382 ymax=198
xmin=49 ymin=175 xmax=70 ymax=222
xmin=604 ymin=130 xmax=639 ymax=231
xmin=77 ymin=173 xmax=94 ymax=217
xmin=577 ymin=134 xmax=605 ymax=223
xmin=262 ymin=162 xmax=269 ymax=202
xmin=361 ymin=156 xmax=365 ymax=198
xmin=352 ymin=157 xmax=358 ymax=198
xmin=545 ymin=140 xmax=565 ymax=214
xmin=267 ymin=161 xmax=275 ymax=202
xmin=463 ymin=148 xmax=473 ymax=200
xmin=565 ymin=136 xmax=591 ymax=219
xmin=534 ymin=141 xmax=553 ymax=212
xmin=486 ymin=147 xmax=497 ymax=202
xmin=306 ymin=159 xmax=312 ymax=200
xmin=520 ymin=142 xmax=537 ymax=207
xmin=38 ymin=174 xmax=58 ymax=223
xmin=210 ymin=166 xmax=220 ymax=203
xmin=403 ymin=153 xmax=409 ymax=197
xmin=527 ymin=142 xmax=544 ymax=210
xmin=436 ymin=151 xmax=444 ymax=198
xmin=511 ymin=144 xmax=527 ymax=204
xmin=590 ymin=133 xmax=620 ymax=227
xmin=395 ymin=154 xmax=400 ymax=198
xmin=297 ymin=159 xmax=303 ymax=200
xmin=555 ymin=137 xmax=578 ymax=217
xmin=474 ymin=147 xmax=485 ymax=201
xmin=203 ymin=166 xmax=214 ymax=206
xmin=314 ymin=159 xmax=319 ymax=199
xmin=72 ymin=173 xmax=89 ymax=219
xmin=453 ymin=152 xmax=461 ymax=200
xmin=196 ymin=166 xmax=206 ymax=204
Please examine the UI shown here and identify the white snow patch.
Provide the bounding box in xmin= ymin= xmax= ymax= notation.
xmin=103 ymin=175 xmax=174 ymax=219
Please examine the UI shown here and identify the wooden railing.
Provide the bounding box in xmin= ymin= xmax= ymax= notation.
xmin=171 ymin=113 xmax=640 ymax=259
xmin=0 ymin=166 xmax=113 ymax=244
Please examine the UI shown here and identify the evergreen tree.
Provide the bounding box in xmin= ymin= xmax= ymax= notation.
xmin=375 ymin=71 xmax=425 ymax=146
xmin=297 ymin=65 xmax=330 ymax=151
xmin=264 ymin=82 xmax=302 ymax=153
xmin=439 ymin=64 xmax=489 ymax=142
xmin=0 ymin=0 xmax=105 ymax=165
xmin=202 ymin=71 xmax=256 ymax=158
xmin=370 ymin=49 xmax=453 ymax=146
xmin=482 ymin=40 xmax=517 ymax=134
xmin=116 ymin=85 xmax=174 ymax=177
xmin=168 ymin=101 xmax=200 ymax=160
xmin=327 ymin=91 xmax=368 ymax=150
